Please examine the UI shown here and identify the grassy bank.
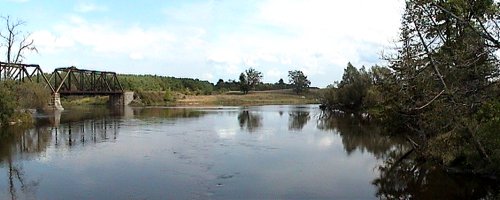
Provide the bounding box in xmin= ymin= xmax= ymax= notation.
xmin=175 ymin=89 xmax=320 ymax=106
xmin=56 ymin=89 xmax=320 ymax=107
xmin=61 ymin=96 xmax=109 ymax=106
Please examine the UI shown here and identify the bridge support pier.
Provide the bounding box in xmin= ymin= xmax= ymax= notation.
xmin=49 ymin=93 xmax=64 ymax=110
xmin=109 ymin=92 xmax=134 ymax=106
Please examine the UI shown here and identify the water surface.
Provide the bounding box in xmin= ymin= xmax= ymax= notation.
xmin=0 ymin=105 xmax=496 ymax=199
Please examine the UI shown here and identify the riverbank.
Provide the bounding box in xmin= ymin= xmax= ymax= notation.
xmin=58 ymin=89 xmax=320 ymax=107
xmin=175 ymin=90 xmax=319 ymax=106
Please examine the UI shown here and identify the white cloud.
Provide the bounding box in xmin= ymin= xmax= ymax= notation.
xmin=31 ymin=30 xmax=74 ymax=53
xmin=27 ymin=0 xmax=404 ymax=87
xmin=202 ymin=0 xmax=404 ymax=86
xmin=202 ymin=72 xmax=214 ymax=81
xmin=75 ymin=2 xmax=107 ymax=13
xmin=266 ymin=68 xmax=285 ymax=81
xmin=40 ymin=16 xmax=177 ymax=60
xmin=129 ymin=52 xmax=144 ymax=60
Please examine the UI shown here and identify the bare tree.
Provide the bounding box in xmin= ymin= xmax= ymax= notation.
xmin=0 ymin=16 xmax=37 ymax=64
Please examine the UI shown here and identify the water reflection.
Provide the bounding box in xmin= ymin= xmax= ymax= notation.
xmin=373 ymin=147 xmax=500 ymax=199
xmin=288 ymin=108 xmax=310 ymax=130
xmin=0 ymin=120 xmax=119 ymax=160
xmin=0 ymin=105 xmax=497 ymax=199
xmin=53 ymin=119 xmax=119 ymax=148
xmin=36 ymin=105 xmax=124 ymax=127
xmin=0 ymin=111 xmax=122 ymax=200
xmin=237 ymin=110 xmax=262 ymax=132
xmin=133 ymin=107 xmax=206 ymax=120
xmin=0 ymin=127 xmax=47 ymax=200
xmin=317 ymin=115 xmax=402 ymax=158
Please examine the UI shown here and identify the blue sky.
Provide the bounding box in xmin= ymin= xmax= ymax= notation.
xmin=0 ymin=0 xmax=404 ymax=87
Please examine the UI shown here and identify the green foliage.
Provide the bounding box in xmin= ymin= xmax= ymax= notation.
xmin=379 ymin=0 xmax=500 ymax=172
xmin=14 ymin=82 xmax=51 ymax=109
xmin=0 ymin=82 xmax=16 ymax=124
xmin=0 ymin=81 xmax=47 ymax=125
xmin=237 ymin=68 xmax=263 ymax=94
xmin=216 ymin=78 xmax=292 ymax=92
xmin=475 ymin=101 xmax=500 ymax=169
xmin=239 ymin=73 xmax=250 ymax=94
xmin=288 ymin=70 xmax=311 ymax=94
xmin=163 ymin=88 xmax=175 ymax=102
xmin=118 ymin=74 xmax=214 ymax=95
xmin=135 ymin=91 xmax=172 ymax=106
xmin=321 ymin=63 xmax=382 ymax=113
xmin=62 ymin=96 xmax=109 ymax=106
xmin=245 ymin=67 xmax=263 ymax=90
xmin=215 ymin=79 xmax=240 ymax=92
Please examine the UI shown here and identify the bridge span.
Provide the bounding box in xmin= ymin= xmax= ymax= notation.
xmin=0 ymin=62 xmax=133 ymax=110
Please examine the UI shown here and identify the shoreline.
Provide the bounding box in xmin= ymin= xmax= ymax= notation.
xmin=61 ymin=90 xmax=321 ymax=107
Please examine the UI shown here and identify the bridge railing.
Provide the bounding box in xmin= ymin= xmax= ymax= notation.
xmin=0 ymin=62 xmax=55 ymax=93
xmin=0 ymin=62 xmax=123 ymax=95
xmin=47 ymin=67 xmax=124 ymax=95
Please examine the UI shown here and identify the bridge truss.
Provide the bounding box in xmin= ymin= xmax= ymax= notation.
xmin=0 ymin=62 xmax=123 ymax=95
xmin=48 ymin=67 xmax=123 ymax=95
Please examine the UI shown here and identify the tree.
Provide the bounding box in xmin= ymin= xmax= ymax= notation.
xmin=0 ymin=82 xmax=16 ymax=124
xmin=215 ymin=79 xmax=225 ymax=90
xmin=288 ymin=70 xmax=311 ymax=94
xmin=238 ymin=68 xmax=262 ymax=94
xmin=239 ymin=73 xmax=250 ymax=94
xmin=0 ymin=16 xmax=37 ymax=64
xmin=278 ymin=78 xmax=284 ymax=85
xmin=320 ymin=63 xmax=371 ymax=112
xmin=245 ymin=68 xmax=262 ymax=90
xmin=276 ymin=78 xmax=287 ymax=89
xmin=383 ymin=0 xmax=500 ymax=171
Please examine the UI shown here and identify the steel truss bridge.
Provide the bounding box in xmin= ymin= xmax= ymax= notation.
xmin=0 ymin=62 xmax=123 ymax=95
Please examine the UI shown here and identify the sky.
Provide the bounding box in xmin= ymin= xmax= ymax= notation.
xmin=0 ymin=0 xmax=405 ymax=87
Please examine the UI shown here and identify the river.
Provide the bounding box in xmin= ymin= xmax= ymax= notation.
xmin=0 ymin=105 xmax=497 ymax=199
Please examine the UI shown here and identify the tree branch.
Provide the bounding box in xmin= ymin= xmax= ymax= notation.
xmin=411 ymin=90 xmax=445 ymax=111
xmin=432 ymin=3 xmax=500 ymax=48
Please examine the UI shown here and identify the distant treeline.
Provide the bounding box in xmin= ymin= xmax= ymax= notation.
xmin=215 ymin=78 xmax=294 ymax=92
xmin=117 ymin=74 xmax=305 ymax=106
xmin=118 ymin=74 xmax=301 ymax=95
xmin=118 ymin=74 xmax=214 ymax=95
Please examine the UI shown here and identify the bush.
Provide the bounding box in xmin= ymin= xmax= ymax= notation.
xmin=320 ymin=63 xmax=373 ymax=113
xmin=0 ymin=83 xmax=16 ymax=124
xmin=14 ymin=82 xmax=51 ymax=109
xmin=163 ymin=88 xmax=175 ymax=102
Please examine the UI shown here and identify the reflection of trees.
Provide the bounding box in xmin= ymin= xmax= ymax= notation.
xmin=0 ymin=117 xmax=121 ymax=199
xmin=0 ymin=126 xmax=49 ymax=200
xmin=133 ymin=108 xmax=206 ymax=119
xmin=317 ymin=116 xmax=403 ymax=158
xmin=37 ymin=105 xmax=123 ymax=127
xmin=373 ymin=147 xmax=500 ymax=199
xmin=6 ymin=157 xmax=39 ymax=200
xmin=237 ymin=110 xmax=262 ymax=132
xmin=318 ymin=114 xmax=500 ymax=199
xmin=52 ymin=118 xmax=120 ymax=148
xmin=0 ymin=126 xmax=52 ymax=165
xmin=288 ymin=110 xmax=310 ymax=130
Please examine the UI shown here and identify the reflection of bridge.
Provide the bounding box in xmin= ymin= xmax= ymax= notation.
xmin=0 ymin=62 xmax=133 ymax=110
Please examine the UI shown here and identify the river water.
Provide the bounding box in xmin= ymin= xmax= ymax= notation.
xmin=0 ymin=105 xmax=497 ymax=199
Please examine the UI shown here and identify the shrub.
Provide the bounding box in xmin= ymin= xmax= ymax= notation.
xmin=0 ymin=83 xmax=16 ymax=124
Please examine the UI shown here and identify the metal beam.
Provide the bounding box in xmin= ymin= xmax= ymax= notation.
xmin=0 ymin=62 xmax=123 ymax=95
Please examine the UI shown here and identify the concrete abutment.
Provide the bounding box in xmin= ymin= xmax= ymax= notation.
xmin=109 ymin=91 xmax=134 ymax=106
xmin=48 ymin=93 xmax=64 ymax=110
